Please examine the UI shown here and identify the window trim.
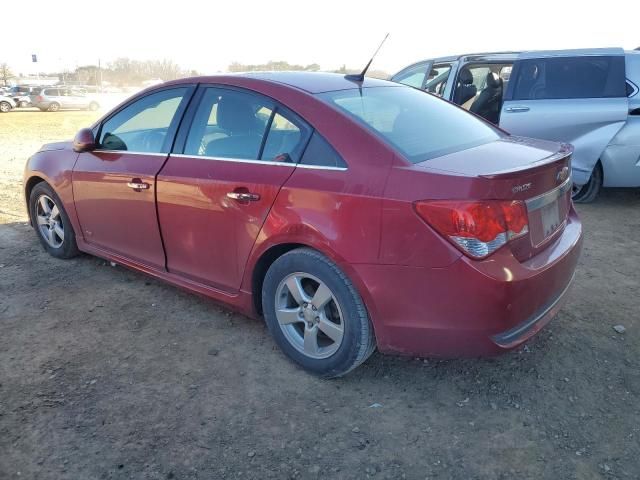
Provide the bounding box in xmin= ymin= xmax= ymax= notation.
xmin=93 ymin=84 xmax=197 ymax=155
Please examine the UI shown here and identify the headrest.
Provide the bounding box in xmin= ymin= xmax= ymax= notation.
xmin=458 ymin=69 xmax=474 ymax=85
xmin=217 ymin=96 xmax=256 ymax=134
xmin=486 ymin=71 xmax=502 ymax=89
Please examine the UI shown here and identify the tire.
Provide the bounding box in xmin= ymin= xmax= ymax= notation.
xmin=572 ymin=162 xmax=602 ymax=203
xmin=0 ymin=101 xmax=11 ymax=113
xmin=29 ymin=182 xmax=79 ymax=259
xmin=19 ymin=100 xmax=29 ymax=108
xmin=88 ymin=102 xmax=99 ymax=111
xmin=47 ymin=102 xmax=60 ymax=112
xmin=262 ymin=248 xmax=376 ymax=378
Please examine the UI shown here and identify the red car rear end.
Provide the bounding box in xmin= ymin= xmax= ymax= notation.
xmin=319 ymin=85 xmax=582 ymax=357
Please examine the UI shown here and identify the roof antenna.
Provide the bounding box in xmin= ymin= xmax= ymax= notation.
xmin=345 ymin=33 xmax=390 ymax=82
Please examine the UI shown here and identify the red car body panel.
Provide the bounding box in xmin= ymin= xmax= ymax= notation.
xmin=73 ymin=151 xmax=167 ymax=269
xmin=156 ymin=157 xmax=295 ymax=291
xmin=23 ymin=73 xmax=583 ymax=358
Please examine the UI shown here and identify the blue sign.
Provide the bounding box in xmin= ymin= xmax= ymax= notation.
xmin=32 ymin=54 xmax=37 ymax=63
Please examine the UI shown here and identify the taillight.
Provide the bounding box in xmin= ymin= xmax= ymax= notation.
xmin=36 ymin=96 xmax=43 ymax=102
xmin=414 ymin=200 xmax=529 ymax=259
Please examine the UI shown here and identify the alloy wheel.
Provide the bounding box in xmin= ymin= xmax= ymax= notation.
xmin=0 ymin=102 xmax=10 ymax=112
xmin=35 ymin=195 xmax=64 ymax=248
xmin=275 ymin=272 xmax=345 ymax=359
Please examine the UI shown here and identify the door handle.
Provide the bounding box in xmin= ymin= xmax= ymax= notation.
xmin=504 ymin=106 xmax=530 ymax=113
xmin=127 ymin=180 xmax=150 ymax=190
xmin=226 ymin=191 xmax=260 ymax=202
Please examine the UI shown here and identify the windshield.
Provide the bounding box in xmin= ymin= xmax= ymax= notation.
xmin=318 ymin=86 xmax=502 ymax=163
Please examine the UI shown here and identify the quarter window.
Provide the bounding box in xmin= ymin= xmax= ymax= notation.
xmin=99 ymin=87 xmax=188 ymax=153
xmin=300 ymin=132 xmax=346 ymax=168
xmin=512 ymin=56 xmax=627 ymax=100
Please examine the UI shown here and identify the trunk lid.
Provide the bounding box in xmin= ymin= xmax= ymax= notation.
xmin=413 ymin=136 xmax=573 ymax=260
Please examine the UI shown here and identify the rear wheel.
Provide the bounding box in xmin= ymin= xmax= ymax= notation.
xmin=47 ymin=102 xmax=60 ymax=112
xmin=572 ymin=162 xmax=602 ymax=203
xmin=88 ymin=101 xmax=99 ymax=111
xmin=19 ymin=100 xmax=29 ymax=108
xmin=262 ymin=248 xmax=376 ymax=378
xmin=29 ymin=182 xmax=79 ymax=259
xmin=0 ymin=101 xmax=11 ymax=113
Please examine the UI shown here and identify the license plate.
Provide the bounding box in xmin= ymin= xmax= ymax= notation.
xmin=541 ymin=200 xmax=561 ymax=237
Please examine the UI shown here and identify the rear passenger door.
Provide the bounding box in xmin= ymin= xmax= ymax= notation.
xmin=500 ymin=51 xmax=629 ymax=186
xmin=156 ymin=86 xmax=311 ymax=292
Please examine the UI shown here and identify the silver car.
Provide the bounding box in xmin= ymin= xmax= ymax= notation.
xmin=392 ymin=48 xmax=640 ymax=202
xmin=31 ymin=87 xmax=100 ymax=113
xmin=0 ymin=95 xmax=16 ymax=113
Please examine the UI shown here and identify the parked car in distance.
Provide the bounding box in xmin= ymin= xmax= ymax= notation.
xmin=31 ymin=87 xmax=99 ymax=112
xmin=7 ymin=85 xmax=42 ymax=107
xmin=24 ymin=72 xmax=582 ymax=377
xmin=392 ymin=48 xmax=640 ymax=202
xmin=0 ymin=95 xmax=16 ymax=112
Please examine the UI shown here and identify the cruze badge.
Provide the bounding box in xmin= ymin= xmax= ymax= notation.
xmin=557 ymin=166 xmax=569 ymax=183
xmin=512 ymin=182 xmax=532 ymax=194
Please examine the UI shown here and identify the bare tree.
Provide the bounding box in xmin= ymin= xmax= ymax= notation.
xmin=0 ymin=63 xmax=15 ymax=86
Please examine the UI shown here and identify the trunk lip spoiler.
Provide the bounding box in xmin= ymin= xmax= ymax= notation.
xmin=479 ymin=145 xmax=573 ymax=178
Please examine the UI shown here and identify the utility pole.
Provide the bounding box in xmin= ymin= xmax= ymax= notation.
xmin=98 ymin=58 xmax=102 ymax=92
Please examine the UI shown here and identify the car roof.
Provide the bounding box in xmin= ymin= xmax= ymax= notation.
xmin=166 ymin=71 xmax=395 ymax=94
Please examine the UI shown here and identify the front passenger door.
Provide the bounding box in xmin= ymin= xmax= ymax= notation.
xmin=73 ymin=86 xmax=194 ymax=269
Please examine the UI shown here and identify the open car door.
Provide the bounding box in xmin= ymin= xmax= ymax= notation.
xmin=499 ymin=48 xmax=629 ymax=186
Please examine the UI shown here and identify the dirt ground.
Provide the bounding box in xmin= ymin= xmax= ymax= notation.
xmin=0 ymin=111 xmax=639 ymax=480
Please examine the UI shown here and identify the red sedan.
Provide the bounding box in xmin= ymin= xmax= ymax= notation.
xmin=23 ymin=72 xmax=582 ymax=377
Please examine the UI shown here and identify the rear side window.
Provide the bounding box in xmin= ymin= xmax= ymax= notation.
xmin=318 ymin=86 xmax=501 ymax=163
xmin=300 ymin=132 xmax=347 ymax=168
xmin=512 ymin=56 xmax=626 ymax=100
xmin=184 ymin=87 xmax=311 ymax=162
xmin=261 ymin=111 xmax=310 ymax=163
xmin=45 ymin=89 xmax=59 ymax=96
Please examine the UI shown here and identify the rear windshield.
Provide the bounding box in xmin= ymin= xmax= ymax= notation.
xmin=317 ymin=86 xmax=501 ymax=163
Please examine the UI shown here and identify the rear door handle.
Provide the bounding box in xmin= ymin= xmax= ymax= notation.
xmin=227 ymin=191 xmax=260 ymax=202
xmin=127 ymin=179 xmax=150 ymax=190
xmin=504 ymin=106 xmax=530 ymax=113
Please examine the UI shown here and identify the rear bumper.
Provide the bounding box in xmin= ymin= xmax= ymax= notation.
xmin=353 ymin=207 xmax=583 ymax=357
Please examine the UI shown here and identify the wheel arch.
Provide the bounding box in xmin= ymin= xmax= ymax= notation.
xmin=24 ymin=175 xmax=47 ymax=221
xmin=250 ymin=242 xmax=307 ymax=316
xmin=247 ymin=240 xmax=382 ymax=342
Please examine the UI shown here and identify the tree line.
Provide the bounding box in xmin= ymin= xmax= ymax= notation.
xmin=0 ymin=58 xmax=389 ymax=87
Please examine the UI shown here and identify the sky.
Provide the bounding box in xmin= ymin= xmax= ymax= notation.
xmin=2 ymin=0 xmax=639 ymax=76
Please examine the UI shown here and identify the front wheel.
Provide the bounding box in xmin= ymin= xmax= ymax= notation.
xmin=0 ymin=101 xmax=11 ymax=113
xmin=262 ymin=248 xmax=376 ymax=378
xmin=88 ymin=102 xmax=99 ymax=111
xmin=572 ymin=162 xmax=602 ymax=203
xmin=29 ymin=182 xmax=79 ymax=259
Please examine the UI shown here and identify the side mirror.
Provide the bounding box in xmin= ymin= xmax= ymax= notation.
xmin=73 ymin=128 xmax=96 ymax=152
